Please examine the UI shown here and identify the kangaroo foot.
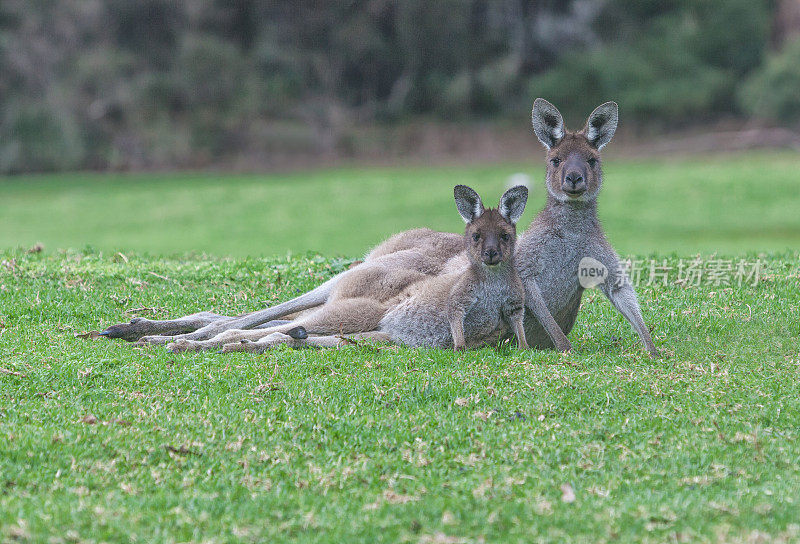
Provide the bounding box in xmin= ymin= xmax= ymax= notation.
xmin=101 ymin=312 xmax=231 ymax=342
xmin=100 ymin=318 xmax=170 ymax=342
xmin=219 ymin=339 xmax=266 ymax=353
xmin=166 ymin=337 xmax=230 ymax=353
xmin=286 ymin=326 xmax=308 ymax=340
xmin=166 ymin=339 xmax=206 ymax=353
xmin=166 ymin=327 xmax=280 ymax=352
xmin=118 ymin=314 xmax=253 ymax=344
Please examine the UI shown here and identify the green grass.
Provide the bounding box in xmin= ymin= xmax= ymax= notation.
xmin=1 ymin=151 xmax=799 ymax=257
xmin=1 ymin=248 xmax=799 ymax=542
xmin=2 ymin=153 xmax=800 ymax=541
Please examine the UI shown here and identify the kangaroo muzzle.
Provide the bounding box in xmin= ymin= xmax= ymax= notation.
xmin=562 ymin=169 xmax=587 ymax=196
xmin=483 ymin=246 xmax=501 ymax=266
xmin=562 ymin=154 xmax=588 ymax=196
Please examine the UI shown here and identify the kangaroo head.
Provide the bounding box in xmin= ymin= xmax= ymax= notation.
xmin=531 ymin=98 xmax=618 ymax=203
xmin=454 ymin=185 xmax=528 ymax=267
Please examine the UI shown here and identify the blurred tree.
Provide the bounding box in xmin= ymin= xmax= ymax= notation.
xmin=0 ymin=0 xmax=785 ymax=173
xmin=739 ymin=37 xmax=800 ymax=125
xmin=530 ymin=0 xmax=773 ymax=127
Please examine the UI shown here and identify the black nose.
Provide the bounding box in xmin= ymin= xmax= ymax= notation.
xmin=565 ymin=172 xmax=583 ymax=185
xmin=484 ymin=248 xmax=500 ymax=264
xmin=563 ymin=171 xmax=586 ymax=195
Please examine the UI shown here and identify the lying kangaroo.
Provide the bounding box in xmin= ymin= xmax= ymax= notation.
xmin=166 ymin=185 xmax=530 ymax=353
xmin=101 ymin=99 xmax=657 ymax=357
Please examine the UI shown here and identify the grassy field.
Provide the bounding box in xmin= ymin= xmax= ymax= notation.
xmin=1 ymin=248 xmax=799 ymax=542
xmin=1 ymin=152 xmax=800 ymax=542
xmin=1 ymin=151 xmax=799 ymax=257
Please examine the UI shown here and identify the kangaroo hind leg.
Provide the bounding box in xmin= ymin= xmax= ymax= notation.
xmin=168 ymin=297 xmax=388 ymax=353
xmin=221 ymin=330 xmax=393 ymax=353
xmin=100 ymin=312 xmax=232 ymax=342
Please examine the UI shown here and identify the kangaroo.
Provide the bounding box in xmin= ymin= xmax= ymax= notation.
xmin=101 ymin=99 xmax=657 ymax=357
xmin=165 ymin=186 xmax=531 ymax=353
xmin=515 ymin=99 xmax=659 ymax=357
xmin=381 ymin=185 xmax=529 ymax=351
xmin=352 ymin=100 xmax=658 ymax=357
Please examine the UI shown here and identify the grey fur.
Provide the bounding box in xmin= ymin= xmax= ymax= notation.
xmin=498 ymin=185 xmax=528 ymax=224
xmin=515 ymin=100 xmax=658 ymax=356
xmin=100 ymin=99 xmax=656 ymax=358
xmin=380 ymin=262 xmax=526 ymax=349
xmin=384 ymin=186 xmax=528 ymax=350
xmin=128 ymin=274 xmax=345 ymax=345
xmin=531 ymin=98 xmax=565 ymax=149
xmin=584 ymin=102 xmax=618 ymax=150
xmin=165 ymin=188 xmax=531 ymax=353
xmin=454 ymin=185 xmax=483 ymax=223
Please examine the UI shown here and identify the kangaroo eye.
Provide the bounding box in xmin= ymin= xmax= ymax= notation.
xmin=500 ymin=233 xmax=510 ymax=242
xmin=472 ymin=233 xmax=480 ymax=242
xmin=550 ymin=158 xmax=561 ymax=167
xmin=587 ymin=157 xmax=598 ymax=167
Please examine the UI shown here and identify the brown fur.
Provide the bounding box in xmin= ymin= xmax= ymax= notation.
xmin=463 ymin=209 xmax=517 ymax=266
xmin=107 ymin=102 xmax=659 ymax=355
xmin=447 ymin=206 xmax=527 ymax=350
xmin=545 ymin=134 xmax=602 ymax=200
xmin=165 ymin=186 xmax=531 ymax=353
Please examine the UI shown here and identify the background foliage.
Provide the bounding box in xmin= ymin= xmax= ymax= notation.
xmin=0 ymin=0 xmax=795 ymax=174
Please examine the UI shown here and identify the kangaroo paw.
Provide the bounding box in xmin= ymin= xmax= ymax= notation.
xmin=220 ymin=340 xmax=259 ymax=353
xmin=167 ymin=331 xmax=251 ymax=352
xmin=166 ymin=339 xmax=208 ymax=353
xmin=102 ymin=312 xmax=233 ymax=342
xmin=220 ymin=333 xmax=295 ymax=354
xmin=220 ymin=339 xmax=270 ymax=354
xmin=286 ymin=326 xmax=308 ymax=340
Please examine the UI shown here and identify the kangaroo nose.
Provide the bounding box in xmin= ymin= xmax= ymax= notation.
xmin=484 ymin=248 xmax=500 ymax=265
xmin=565 ymin=172 xmax=583 ymax=185
xmin=563 ymin=171 xmax=586 ymax=195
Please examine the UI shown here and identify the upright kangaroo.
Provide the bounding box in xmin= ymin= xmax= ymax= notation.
xmin=101 ymin=99 xmax=657 ymax=357
xmin=167 ymin=186 xmax=531 ymax=353
xmin=515 ymin=99 xmax=658 ymax=356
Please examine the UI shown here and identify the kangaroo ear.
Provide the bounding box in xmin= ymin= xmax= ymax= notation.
xmin=531 ymin=98 xmax=565 ymax=149
xmin=584 ymin=101 xmax=618 ymax=150
xmin=454 ymin=185 xmax=484 ymax=223
xmin=498 ymin=185 xmax=528 ymax=225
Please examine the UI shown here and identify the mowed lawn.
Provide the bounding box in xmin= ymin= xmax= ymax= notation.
xmin=1 ymin=249 xmax=799 ymax=542
xmin=1 ymin=152 xmax=800 ymax=542
xmin=1 ymin=151 xmax=799 ymax=257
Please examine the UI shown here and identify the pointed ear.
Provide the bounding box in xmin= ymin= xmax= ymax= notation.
xmin=454 ymin=185 xmax=484 ymax=223
xmin=531 ymin=98 xmax=565 ymax=149
xmin=498 ymin=185 xmax=528 ymax=225
xmin=584 ymin=101 xmax=618 ymax=149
